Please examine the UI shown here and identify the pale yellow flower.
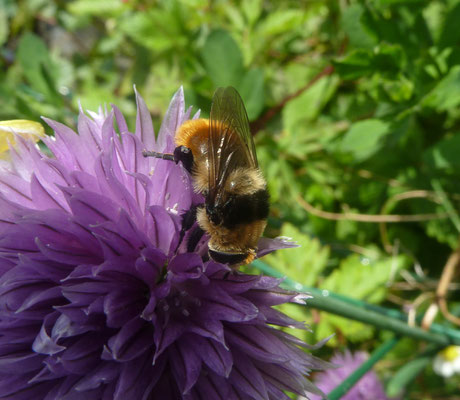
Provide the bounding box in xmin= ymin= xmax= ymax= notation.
xmin=0 ymin=120 xmax=45 ymax=158
xmin=433 ymin=346 xmax=460 ymax=378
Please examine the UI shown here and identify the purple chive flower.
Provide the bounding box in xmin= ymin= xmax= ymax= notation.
xmin=0 ymin=88 xmax=327 ymax=399
xmin=304 ymin=351 xmax=389 ymax=400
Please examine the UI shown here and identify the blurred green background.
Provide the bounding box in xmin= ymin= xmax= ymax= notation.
xmin=2 ymin=0 xmax=460 ymax=398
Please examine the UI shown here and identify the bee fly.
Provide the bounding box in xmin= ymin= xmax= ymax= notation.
xmin=143 ymin=87 xmax=269 ymax=267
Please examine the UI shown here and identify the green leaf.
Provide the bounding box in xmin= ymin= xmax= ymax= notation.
xmin=283 ymin=75 xmax=339 ymax=134
xmin=263 ymin=223 xmax=330 ymax=287
xmin=334 ymin=44 xmax=405 ymax=81
xmin=16 ymin=33 xmax=60 ymax=103
xmin=242 ymin=0 xmax=262 ymax=26
xmin=67 ymin=0 xmax=127 ymax=16
xmin=341 ymin=4 xmax=378 ymax=49
xmin=423 ymin=133 xmax=460 ymax=170
xmin=119 ymin=11 xmax=185 ymax=53
xmin=437 ymin=2 xmax=460 ymax=48
xmin=238 ymin=68 xmax=265 ymax=120
xmin=333 ymin=50 xmax=374 ymax=80
xmin=322 ymin=253 xmax=407 ymax=303
xmin=326 ymin=314 xmax=375 ymax=343
xmin=382 ymin=76 xmax=414 ymax=102
xmin=340 ymin=119 xmax=390 ymax=162
xmin=256 ymin=9 xmax=304 ymax=36
xmin=423 ymin=65 xmax=460 ymax=111
xmin=373 ymin=44 xmax=406 ymax=76
xmin=201 ymin=30 xmax=244 ymax=87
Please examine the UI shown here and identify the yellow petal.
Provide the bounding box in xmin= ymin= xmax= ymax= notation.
xmin=0 ymin=119 xmax=45 ymax=154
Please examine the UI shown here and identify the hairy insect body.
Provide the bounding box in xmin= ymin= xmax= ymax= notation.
xmin=175 ymin=117 xmax=269 ymax=265
xmin=144 ymin=87 xmax=269 ymax=267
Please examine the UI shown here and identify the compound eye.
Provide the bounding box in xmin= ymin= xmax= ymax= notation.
xmin=173 ymin=146 xmax=194 ymax=173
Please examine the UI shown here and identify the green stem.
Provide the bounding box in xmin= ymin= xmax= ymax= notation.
xmin=252 ymin=260 xmax=457 ymax=346
xmin=327 ymin=292 xmax=460 ymax=343
xmin=326 ymin=336 xmax=400 ymax=400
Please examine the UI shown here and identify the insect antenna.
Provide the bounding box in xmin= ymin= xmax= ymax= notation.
xmin=142 ymin=150 xmax=175 ymax=161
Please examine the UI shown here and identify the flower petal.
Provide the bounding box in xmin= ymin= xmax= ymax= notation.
xmin=134 ymin=86 xmax=156 ymax=151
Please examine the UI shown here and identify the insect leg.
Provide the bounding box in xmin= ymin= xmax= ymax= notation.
xmin=187 ymin=225 xmax=205 ymax=253
xmin=176 ymin=205 xmax=197 ymax=251
xmin=176 ymin=204 xmax=205 ymax=254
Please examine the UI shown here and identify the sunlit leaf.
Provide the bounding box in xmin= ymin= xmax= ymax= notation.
xmin=263 ymin=223 xmax=330 ymax=287
xmin=340 ymin=119 xmax=390 ymax=162
xmin=423 ymin=65 xmax=460 ymax=111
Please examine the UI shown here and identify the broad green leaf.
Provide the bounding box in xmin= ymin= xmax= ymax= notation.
xmin=283 ymin=75 xmax=339 ymax=135
xmin=263 ymin=223 xmax=330 ymax=287
xmin=423 ymin=65 xmax=460 ymax=111
xmin=238 ymin=68 xmax=265 ymax=120
xmin=326 ymin=315 xmax=374 ymax=344
xmin=201 ymin=30 xmax=244 ymax=87
xmin=17 ymin=33 xmax=60 ymax=103
xmin=341 ymin=4 xmax=378 ymax=49
xmin=340 ymin=119 xmax=390 ymax=162
xmin=322 ymin=253 xmax=407 ymax=303
xmin=312 ymin=312 xmax=374 ymax=346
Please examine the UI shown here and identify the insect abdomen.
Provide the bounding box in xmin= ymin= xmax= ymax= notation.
xmin=219 ymin=189 xmax=269 ymax=229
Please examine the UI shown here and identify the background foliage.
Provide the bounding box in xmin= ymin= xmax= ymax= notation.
xmin=2 ymin=0 xmax=460 ymax=398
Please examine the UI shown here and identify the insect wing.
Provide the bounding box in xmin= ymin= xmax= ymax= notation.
xmin=207 ymin=87 xmax=257 ymax=205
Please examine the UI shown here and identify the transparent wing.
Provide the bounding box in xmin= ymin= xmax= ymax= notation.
xmin=207 ymin=87 xmax=257 ymax=205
